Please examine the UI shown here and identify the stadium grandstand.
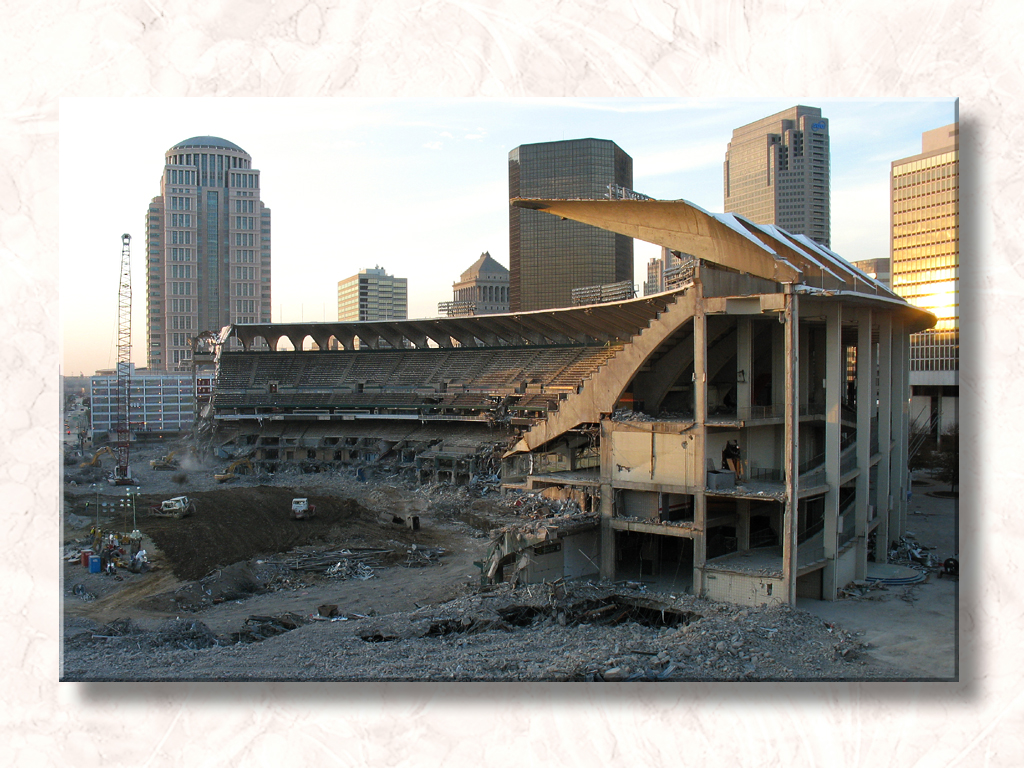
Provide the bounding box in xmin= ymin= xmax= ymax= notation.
xmin=200 ymin=197 xmax=935 ymax=608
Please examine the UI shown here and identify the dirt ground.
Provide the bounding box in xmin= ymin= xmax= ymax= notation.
xmin=60 ymin=440 xmax=958 ymax=681
xmin=798 ymin=476 xmax=959 ymax=679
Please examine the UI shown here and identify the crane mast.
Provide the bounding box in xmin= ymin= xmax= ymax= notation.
xmin=112 ymin=233 xmax=133 ymax=484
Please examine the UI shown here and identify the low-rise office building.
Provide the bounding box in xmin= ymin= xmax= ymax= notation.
xmin=90 ymin=365 xmax=207 ymax=437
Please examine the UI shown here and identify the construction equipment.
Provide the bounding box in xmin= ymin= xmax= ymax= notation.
xmin=290 ymin=498 xmax=316 ymax=520
xmin=938 ymin=556 xmax=959 ymax=579
xmin=149 ymin=495 xmax=196 ymax=519
xmin=80 ymin=446 xmax=113 ymax=468
xmin=111 ymin=233 xmax=135 ymax=486
xmin=215 ymin=458 xmax=253 ymax=483
xmin=150 ymin=451 xmax=178 ymax=470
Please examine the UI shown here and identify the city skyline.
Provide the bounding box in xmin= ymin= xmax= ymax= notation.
xmin=60 ymin=97 xmax=956 ymax=375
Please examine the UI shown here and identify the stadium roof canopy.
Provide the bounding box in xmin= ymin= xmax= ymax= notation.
xmin=223 ymin=292 xmax=677 ymax=352
xmin=511 ymin=197 xmax=898 ymax=296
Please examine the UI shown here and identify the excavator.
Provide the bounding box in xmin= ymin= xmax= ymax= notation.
xmin=215 ymin=458 xmax=254 ymax=483
xmin=150 ymin=451 xmax=178 ymax=470
xmin=79 ymin=446 xmax=113 ymax=468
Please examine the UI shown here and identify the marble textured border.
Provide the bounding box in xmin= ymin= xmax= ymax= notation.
xmin=3 ymin=1 xmax=1015 ymax=764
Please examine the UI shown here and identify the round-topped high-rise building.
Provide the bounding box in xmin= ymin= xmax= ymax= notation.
xmin=145 ymin=136 xmax=271 ymax=370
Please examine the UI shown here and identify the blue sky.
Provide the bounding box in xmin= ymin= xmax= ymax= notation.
xmin=59 ymin=96 xmax=956 ymax=375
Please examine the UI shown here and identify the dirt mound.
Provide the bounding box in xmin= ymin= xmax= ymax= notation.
xmin=134 ymin=486 xmax=436 ymax=581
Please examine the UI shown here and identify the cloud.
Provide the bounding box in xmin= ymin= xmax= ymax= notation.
xmin=423 ymin=141 xmax=443 ymax=151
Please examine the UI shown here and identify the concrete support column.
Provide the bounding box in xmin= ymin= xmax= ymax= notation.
xmin=693 ymin=494 xmax=707 ymax=595
xmin=892 ymin=323 xmax=911 ymax=541
xmin=599 ymin=420 xmax=616 ymax=579
xmin=737 ymin=498 xmax=751 ymax=550
xmin=854 ymin=308 xmax=873 ymax=579
xmin=799 ymin=320 xmax=811 ymax=412
xmin=822 ymin=303 xmax=843 ymax=600
xmin=888 ymin=320 xmax=904 ymax=543
xmin=782 ymin=287 xmax=800 ymax=605
xmin=877 ymin=313 xmax=893 ymax=561
xmin=693 ymin=285 xmax=707 ymax=595
xmin=737 ymin=317 xmax=752 ymax=416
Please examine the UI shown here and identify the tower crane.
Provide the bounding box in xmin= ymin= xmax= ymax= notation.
xmin=111 ymin=233 xmax=135 ymax=485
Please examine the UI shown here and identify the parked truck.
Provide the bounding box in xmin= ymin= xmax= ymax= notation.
xmin=150 ymin=495 xmax=196 ymax=519
xmin=290 ymin=498 xmax=316 ymax=520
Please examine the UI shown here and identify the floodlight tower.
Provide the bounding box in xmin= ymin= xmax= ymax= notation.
xmin=112 ymin=233 xmax=133 ymax=485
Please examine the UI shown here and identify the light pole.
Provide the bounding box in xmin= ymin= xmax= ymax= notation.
xmin=127 ymin=489 xmax=137 ymax=531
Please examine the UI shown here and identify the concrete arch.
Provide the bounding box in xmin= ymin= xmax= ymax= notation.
xmin=511 ymin=289 xmax=698 ymax=454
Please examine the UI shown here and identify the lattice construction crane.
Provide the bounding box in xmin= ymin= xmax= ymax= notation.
xmin=111 ymin=233 xmax=134 ymax=485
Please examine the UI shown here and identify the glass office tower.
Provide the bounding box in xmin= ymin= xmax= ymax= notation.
xmin=509 ymin=139 xmax=633 ymax=312
xmin=891 ymin=123 xmax=959 ymax=433
xmin=724 ymin=105 xmax=830 ymax=248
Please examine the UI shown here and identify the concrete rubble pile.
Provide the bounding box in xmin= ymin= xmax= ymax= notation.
xmin=62 ymin=580 xmax=883 ymax=681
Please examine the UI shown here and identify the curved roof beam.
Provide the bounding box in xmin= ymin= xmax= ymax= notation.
xmin=512 ymin=198 xmax=803 ymax=284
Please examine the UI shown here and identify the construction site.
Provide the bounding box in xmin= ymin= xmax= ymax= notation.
xmin=61 ymin=200 xmax=957 ymax=681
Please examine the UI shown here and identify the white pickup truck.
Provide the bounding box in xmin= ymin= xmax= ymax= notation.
xmin=290 ymin=498 xmax=316 ymax=520
xmin=151 ymin=495 xmax=196 ymax=519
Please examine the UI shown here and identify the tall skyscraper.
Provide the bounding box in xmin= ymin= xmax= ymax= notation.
xmin=724 ymin=105 xmax=830 ymax=248
xmin=643 ymin=247 xmax=694 ymax=296
xmin=145 ymin=136 xmax=271 ymax=370
xmin=337 ymin=267 xmax=408 ymax=323
xmin=509 ymin=138 xmax=633 ymax=312
xmin=891 ymin=123 xmax=959 ymax=434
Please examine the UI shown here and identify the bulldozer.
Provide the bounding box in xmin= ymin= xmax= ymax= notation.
xmin=215 ymin=458 xmax=253 ymax=483
xmin=149 ymin=495 xmax=196 ymax=519
xmin=79 ymin=446 xmax=113 ymax=468
xmin=150 ymin=451 xmax=178 ymax=470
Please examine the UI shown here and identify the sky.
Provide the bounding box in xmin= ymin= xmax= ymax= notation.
xmin=59 ymin=96 xmax=956 ymax=376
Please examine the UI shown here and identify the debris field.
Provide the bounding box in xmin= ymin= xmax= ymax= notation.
xmin=61 ymin=446 xmax=948 ymax=682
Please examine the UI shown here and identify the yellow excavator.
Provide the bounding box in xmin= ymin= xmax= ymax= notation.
xmin=79 ymin=446 xmax=113 ymax=468
xmin=215 ymin=458 xmax=254 ymax=483
xmin=150 ymin=451 xmax=178 ymax=470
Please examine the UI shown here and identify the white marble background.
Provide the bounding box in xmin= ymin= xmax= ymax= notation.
xmin=2 ymin=0 xmax=1016 ymax=764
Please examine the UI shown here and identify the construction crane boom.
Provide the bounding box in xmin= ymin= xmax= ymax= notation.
xmin=113 ymin=233 xmax=133 ymax=484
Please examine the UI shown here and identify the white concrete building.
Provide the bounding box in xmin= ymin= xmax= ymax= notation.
xmin=90 ymin=365 xmax=207 ymax=436
xmin=337 ymin=267 xmax=408 ymax=323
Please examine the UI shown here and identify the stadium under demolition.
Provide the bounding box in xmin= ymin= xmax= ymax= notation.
xmin=190 ymin=197 xmax=934 ymax=608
